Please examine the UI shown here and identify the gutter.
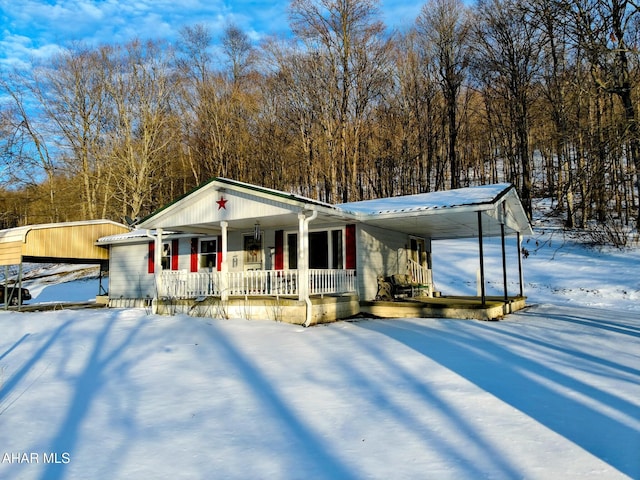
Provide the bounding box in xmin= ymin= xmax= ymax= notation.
xmin=145 ymin=229 xmax=159 ymax=314
xmin=302 ymin=209 xmax=318 ymax=327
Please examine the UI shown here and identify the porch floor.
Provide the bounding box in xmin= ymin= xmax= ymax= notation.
xmin=359 ymin=295 xmax=527 ymax=321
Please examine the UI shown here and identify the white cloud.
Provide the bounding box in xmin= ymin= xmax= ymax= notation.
xmin=0 ymin=31 xmax=63 ymax=70
xmin=0 ymin=0 xmax=424 ymax=69
xmin=0 ymin=0 xmax=226 ymax=67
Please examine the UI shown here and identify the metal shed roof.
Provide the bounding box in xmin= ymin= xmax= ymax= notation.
xmin=0 ymin=220 xmax=130 ymax=266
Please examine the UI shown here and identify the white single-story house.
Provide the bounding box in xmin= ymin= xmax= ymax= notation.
xmin=98 ymin=178 xmax=532 ymax=325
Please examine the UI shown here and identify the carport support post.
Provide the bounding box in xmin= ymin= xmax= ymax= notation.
xmin=18 ymin=262 xmax=22 ymax=310
xmin=477 ymin=211 xmax=486 ymax=306
xmin=517 ymin=232 xmax=524 ymax=297
xmin=501 ymin=222 xmax=508 ymax=303
xmin=3 ymin=265 xmax=7 ymax=310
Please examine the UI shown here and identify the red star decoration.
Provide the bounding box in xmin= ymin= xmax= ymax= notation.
xmin=216 ymin=196 xmax=228 ymax=210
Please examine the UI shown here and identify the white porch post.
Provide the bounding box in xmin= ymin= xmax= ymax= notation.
xmin=155 ymin=228 xmax=163 ymax=296
xmin=298 ymin=212 xmax=309 ymax=301
xmin=220 ymin=221 xmax=229 ymax=301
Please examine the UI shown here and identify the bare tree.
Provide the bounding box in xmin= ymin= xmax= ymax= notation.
xmin=417 ymin=0 xmax=471 ymax=189
xmin=565 ymin=0 xmax=640 ymax=229
xmin=222 ymin=23 xmax=254 ymax=86
xmin=175 ymin=24 xmax=215 ymax=186
xmin=471 ymin=0 xmax=543 ymax=218
xmin=289 ymin=0 xmax=393 ymax=202
xmin=29 ymin=45 xmax=114 ymax=219
xmin=176 ymin=23 xmax=259 ymax=186
xmin=104 ymin=39 xmax=177 ymax=219
xmin=0 ymin=72 xmax=59 ymax=221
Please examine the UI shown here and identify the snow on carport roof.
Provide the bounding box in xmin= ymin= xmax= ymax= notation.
xmin=339 ymin=183 xmax=512 ymax=215
xmin=338 ymin=183 xmax=532 ymax=240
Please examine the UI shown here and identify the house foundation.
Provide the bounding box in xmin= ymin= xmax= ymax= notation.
xmin=109 ymin=294 xmax=526 ymax=323
xmin=360 ymin=296 xmax=527 ymax=321
xmin=110 ymin=293 xmax=360 ymax=325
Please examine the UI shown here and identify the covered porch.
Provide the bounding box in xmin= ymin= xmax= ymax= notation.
xmin=130 ymin=178 xmax=365 ymax=325
xmin=159 ymin=268 xmax=357 ymax=298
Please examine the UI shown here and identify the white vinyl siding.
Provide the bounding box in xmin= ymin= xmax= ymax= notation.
xmin=108 ymin=242 xmax=156 ymax=299
xmin=357 ymin=224 xmax=409 ymax=301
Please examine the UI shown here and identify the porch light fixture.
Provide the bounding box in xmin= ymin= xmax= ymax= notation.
xmin=254 ymin=222 xmax=261 ymax=241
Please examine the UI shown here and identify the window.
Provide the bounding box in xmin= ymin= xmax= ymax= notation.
xmin=331 ymin=230 xmax=343 ymax=269
xmin=287 ymin=233 xmax=298 ymax=269
xmin=200 ymin=239 xmax=217 ymax=269
xmin=161 ymin=242 xmax=171 ymax=270
xmin=286 ymin=229 xmax=344 ymax=269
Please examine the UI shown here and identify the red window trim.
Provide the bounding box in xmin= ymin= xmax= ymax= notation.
xmin=190 ymin=238 xmax=198 ymax=272
xmin=148 ymin=241 xmax=155 ymax=274
xmin=345 ymin=224 xmax=356 ymax=270
xmin=171 ymin=239 xmax=179 ymax=270
xmin=274 ymin=230 xmax=284 ymax=270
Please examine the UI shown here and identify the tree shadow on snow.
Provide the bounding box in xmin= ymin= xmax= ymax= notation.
xmin=355 ymin=314 xmax=640 ymax=478
xmin=35 ymin=311 xmax=153 ymax=480
xmin=199 ymin=322 xmax=359 ymax=480
xmin=327 ymin=324 xmax=524 ymax=479
xmin=0 ymin=324 xmax=71 ymax=413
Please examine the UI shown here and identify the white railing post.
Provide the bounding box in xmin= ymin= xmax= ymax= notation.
xmin=220 ymin=221 xmax=228 ymax=301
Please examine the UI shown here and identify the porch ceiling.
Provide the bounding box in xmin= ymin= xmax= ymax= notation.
xmin=356 ymin=208 xmax=507 ymax=240
xmin=167 ymin=210 xmax=350 ymax=235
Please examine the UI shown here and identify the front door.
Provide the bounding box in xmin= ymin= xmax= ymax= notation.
xmin=410 ymin=237 xmax=427 ymax=267
xmin=309 ymin=231 xmax=329 ymax=269
xmin=244 ymin=234 xmax=263 ymax=270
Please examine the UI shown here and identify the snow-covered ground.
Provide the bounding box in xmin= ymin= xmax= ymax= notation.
xmin=0 ymin=227 xmax=639 ymax=479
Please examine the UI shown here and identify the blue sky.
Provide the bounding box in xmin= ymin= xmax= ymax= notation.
xmin=0 ymin=0 xmax=424 ymax=70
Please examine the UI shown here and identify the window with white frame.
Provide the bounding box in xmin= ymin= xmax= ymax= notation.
xmin=286 ymin=228 xmax=344 ymax=269
xmin=161 ymin=242 xmax=172 ymax=270
xmin=199 ymin=239 xmax=217 ymax=269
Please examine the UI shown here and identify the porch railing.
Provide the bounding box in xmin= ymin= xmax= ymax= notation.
xmin=407 ymin=259 xmax=433 ymax=286
xmin=309 ymin=269 xmax=357 ymax=295
xmin=159 ymin=269 xmax=356 ymax=299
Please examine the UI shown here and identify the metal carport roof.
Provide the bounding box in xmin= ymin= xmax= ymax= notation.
xmin=338 ymin=183 xmax=533 ymax=240
xmin=0 ymin=220 xmax=130 ymax=266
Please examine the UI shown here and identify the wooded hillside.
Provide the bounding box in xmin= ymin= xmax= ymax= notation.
xmin=1 ymin=0 xmax=638 ymax=246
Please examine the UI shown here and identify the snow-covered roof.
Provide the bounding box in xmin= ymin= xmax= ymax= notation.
xmin=117 ymin=178 xmax=531 ymax=242
xmin=337 ymin=183 xmax=531 ymax=240
xmin=96 ymin=229 xmax=184 ymax=244
xmin=338 ymin=184 xmax=513 ymax=215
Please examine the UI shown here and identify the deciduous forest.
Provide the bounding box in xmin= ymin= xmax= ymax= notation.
xmin=1 ymin=0 xmax=639 ymax=245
